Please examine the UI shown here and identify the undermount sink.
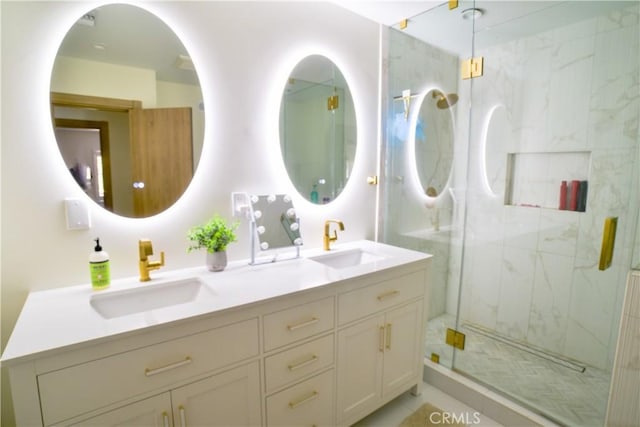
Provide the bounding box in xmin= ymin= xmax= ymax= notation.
xmin=309 ymin=248 xmax=386 ymax=269
xmin=90 ymin=277 xmax=212 ymax=319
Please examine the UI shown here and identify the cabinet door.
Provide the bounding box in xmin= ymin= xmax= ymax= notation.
xmin=336 ymin=315 xmax=384 ymax=425
xmin=65 ymin=393 xmax=172 ymax=427
xmin=382 ymin=301 xmax=423 ymax=397
xmin=171 ymin=361 xmax=261 ymax=427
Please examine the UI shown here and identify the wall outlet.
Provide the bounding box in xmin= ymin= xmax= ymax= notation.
xmin=64 ymin=198 xmax=91 ymax=230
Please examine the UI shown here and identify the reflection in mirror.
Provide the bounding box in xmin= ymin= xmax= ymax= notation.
xmin=249 ymin=195 xmax=302 ymax=265
xmin=50 ymin=4 xmax=204 ymax=218
xmin=414 ymin=89 xmax=456 ymax=196
xmin=280 ymin=55 xmax=356 ymax=204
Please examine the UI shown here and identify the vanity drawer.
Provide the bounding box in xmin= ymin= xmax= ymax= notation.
xmin=266 ymin=369 xmax=335 ymax=427
xmin=265 ymin=333 xmax=334 ymax=393
xmin=338 ymin=271 xmax=424 ymax=325
xmin=263 ymin=297 xmax=334 ymax=351
xmin=38 ymin=318 xmax=259 ymax=426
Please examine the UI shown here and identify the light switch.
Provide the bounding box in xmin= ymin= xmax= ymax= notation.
xmin=64 ymin=198 xmax=91 ymax=230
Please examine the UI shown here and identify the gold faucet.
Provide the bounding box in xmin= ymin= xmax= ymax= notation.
xmin=139 ymin=239 xmax=165 ymax=282
xmin=323 ymin=220 xmax=345 ymax=251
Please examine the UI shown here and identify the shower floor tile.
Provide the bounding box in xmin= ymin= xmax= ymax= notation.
xmin=426 ymin=314 xmax=611 ymax=427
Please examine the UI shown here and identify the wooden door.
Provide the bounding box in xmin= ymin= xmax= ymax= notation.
xmin=130 ymin=107 xmax=193 ymax=217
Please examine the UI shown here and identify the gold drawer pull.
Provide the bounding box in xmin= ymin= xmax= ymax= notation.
xmin=162 ymin=412 xmax=170 ymax=427
xmin=289 ymin=390 xmax=319 ymax=409
xmin=379 ymin=326 xmax=385 ymax=352
xmin=179 ymin=405 xmax=187 ymax=427
xmin=377 ymin=290 xmax=399 ymax=301
xmin=145 ymin=356 xmax=192 ymax=377
xmin=287 ymin=317 xmax=319 ymax=331
xmin=288 ymin=354 xmax=319 ymax=371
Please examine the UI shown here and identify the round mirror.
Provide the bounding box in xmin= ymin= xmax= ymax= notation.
xmin=50 ymin=4 xmax=204 ymax=218
xmin=279 ymin=55 xmax=356 ymax=204
xmin=413 ymin=89 xmax=456 ymax=197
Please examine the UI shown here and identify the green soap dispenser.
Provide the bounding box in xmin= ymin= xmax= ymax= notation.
xmin=310 ymin=184 xmax=319 ymax=204
xmin=90 ymin=238 xmax=110 ymax=290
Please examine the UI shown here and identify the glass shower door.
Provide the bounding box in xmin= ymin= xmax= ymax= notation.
xmin=382 ymin=1 xmax=640 ymax=426
xmin=452 ymin=2 xmax=640 ymax=426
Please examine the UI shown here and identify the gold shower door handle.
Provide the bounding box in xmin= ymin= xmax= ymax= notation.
xmin=599 ymin=217 xmax=618 ymax=271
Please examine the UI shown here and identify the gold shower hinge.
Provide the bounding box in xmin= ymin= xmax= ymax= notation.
xmin=449 ymin=0 xmax=459 ymax=10
xmin=399 ymin=19 xmax=408 ymax=30
xmin=327 ymin=94 xmax=339 ymax=111
xmin=461 ymin=57 xmax=484 ymax=80
xmin=367 ymin=176 xmax=378 ymax=185
xmin=446 ymin=328 xmax=466 ymax=350
xmin=431 ymin=353 xmax=440 ymax=363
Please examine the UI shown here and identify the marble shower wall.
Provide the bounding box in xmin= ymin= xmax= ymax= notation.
xmin=459 ymin=4 xmax=640 ymax=371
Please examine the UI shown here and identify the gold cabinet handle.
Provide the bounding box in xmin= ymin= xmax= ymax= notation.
xmin=289 ymin=390 xmax=319 ymax=409
xmin=179 ymin=405 xmax=187 ymax=427
xmin=287 ymin=317 xmax=319 ymax=331
xmin=379 ymin=326 xmax=385 ymax=352
xmin=145 ymin=356 xmax=192 ymax=377
xmin=385 ymin=323 xmax=392 ymax=350
xmin=288 ymin=354 xmax=319 ymax=371
xmin=162 ymin=412 xmax=170 ymax=427
xmin=377 ymin=290 xmax=399 ymax=301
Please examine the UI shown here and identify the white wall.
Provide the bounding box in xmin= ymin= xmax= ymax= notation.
xmin=0 ymin=2 xmax=381 ymax=424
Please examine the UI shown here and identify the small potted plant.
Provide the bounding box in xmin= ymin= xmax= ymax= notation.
xmin=187 ymin=215 xmax=239 ymax=271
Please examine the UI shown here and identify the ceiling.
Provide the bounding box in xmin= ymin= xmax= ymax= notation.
xmin=56 ymin=1 xmax=635 ymax=86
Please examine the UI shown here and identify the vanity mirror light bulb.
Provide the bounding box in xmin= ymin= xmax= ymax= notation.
xmin=257 ymin=226 xmax=266 ymax=234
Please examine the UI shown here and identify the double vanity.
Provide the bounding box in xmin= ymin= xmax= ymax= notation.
xmin=2 ymin=240 xmax=431 ymax=427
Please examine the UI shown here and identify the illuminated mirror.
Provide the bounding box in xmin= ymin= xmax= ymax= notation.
xmin=414 ymin=89 xmax=456 ymax=197
xmin=279 ymin=55 xmax=356 ymax=204
xmin=51 ymin=4 xmax=204 ymax=218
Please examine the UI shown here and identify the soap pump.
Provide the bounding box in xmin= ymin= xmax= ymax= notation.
xmin=89 ymin=238 xmax=110 ymax=290
xmin=310 ymin=184 xmax=319 ymax=204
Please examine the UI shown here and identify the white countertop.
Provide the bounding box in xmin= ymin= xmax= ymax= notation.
xmin=1 ymin=240 xmax=430 ymax=364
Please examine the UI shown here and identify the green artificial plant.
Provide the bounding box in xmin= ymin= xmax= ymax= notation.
xmin=187 ymin=215 xmax=239 ymax=253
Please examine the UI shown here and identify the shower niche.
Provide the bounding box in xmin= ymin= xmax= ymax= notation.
xmin=504 ymin=151 xmax=591 ymax=212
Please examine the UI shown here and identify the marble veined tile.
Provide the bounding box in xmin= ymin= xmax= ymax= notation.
xmin=537 ymin=209 xmax=579 ymax=257
xmin=496 ymin=247 xmax=536 ymax=340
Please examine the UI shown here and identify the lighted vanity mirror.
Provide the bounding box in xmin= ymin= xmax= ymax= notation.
xmin=50 ymin=4 xmax=204 ymax=218
xmin=280 ymin=55 xmax=356 ymax=204
xmin=413 ymin=89 xmax=455 ymax=197
xmin=250 ymin=195 xmax=302 ymax=255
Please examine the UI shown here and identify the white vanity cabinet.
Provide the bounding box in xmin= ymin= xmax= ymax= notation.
xmin=336 ymin=271 xmax=426 ymax=426
xmin=3 ymin=241 xmax=431 ymax=427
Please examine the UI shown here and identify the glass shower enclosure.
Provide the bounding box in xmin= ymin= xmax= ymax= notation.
xmin=381 ymin=1 xmax=640 ymax=426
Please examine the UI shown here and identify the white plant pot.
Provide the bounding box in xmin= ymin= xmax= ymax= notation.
xmin=206 ymin=251 xmax=227 ymax=272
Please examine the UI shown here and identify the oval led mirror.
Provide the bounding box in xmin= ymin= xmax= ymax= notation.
xmin=50 ymin=4 xmax=204 ymax=218
xmin=279 ymin=55 xmax=356 ymax=204
xmin=414 ymin=89 xmax=455 ymax=197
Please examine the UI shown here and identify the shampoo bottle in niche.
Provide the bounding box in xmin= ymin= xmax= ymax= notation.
xmin=90 ymin=238 xmax=110 ymax=290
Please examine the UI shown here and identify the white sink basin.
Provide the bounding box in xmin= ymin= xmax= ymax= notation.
xmin=309 ymin=248 xmax=386 ymax=269
xmin=90 ymin=277 xmax=212 ymax=319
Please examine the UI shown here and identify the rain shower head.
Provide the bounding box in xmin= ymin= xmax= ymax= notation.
xmin=432 ymin=91 xmax=458 ymax=109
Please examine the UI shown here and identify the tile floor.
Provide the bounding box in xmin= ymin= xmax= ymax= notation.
xmin=425 ymin=314 xmax=611 ymax=427
xmin=352 ymin=383 xmax=504 ymax=426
